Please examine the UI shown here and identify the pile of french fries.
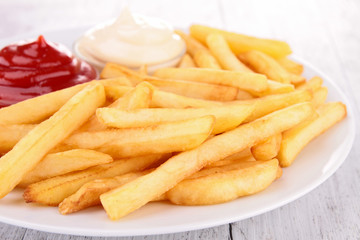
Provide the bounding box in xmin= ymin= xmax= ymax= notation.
xmin=0 ymin=24 xmax=346 ymax=221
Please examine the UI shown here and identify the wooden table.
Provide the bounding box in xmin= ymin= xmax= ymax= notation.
xmin=0 ymin=0 xmax=359 ymax=239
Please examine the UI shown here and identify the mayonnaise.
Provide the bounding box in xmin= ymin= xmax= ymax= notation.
xmin=75 ymin=8 xmax=185 ymax=71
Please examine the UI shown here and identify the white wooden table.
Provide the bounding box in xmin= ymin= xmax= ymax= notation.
xmin=0 ymin=0 xmax=359 ymax=239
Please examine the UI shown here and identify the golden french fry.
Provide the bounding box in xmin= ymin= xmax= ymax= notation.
xmin=277 ymin=102 xmax=346 ymax=167
xmin=19 ymin=149 xmax=113 ymax=187
xmin=296 ymin=76 xmax=323 ymax=92
xmin=175 ymin=30 xmax=208 ymax=56
xmin=235 ymin=90 xmax=254 ymax=100
xmin=23 ymin=154 xmax=168 ymax=206
xmin=248 ymin=80 xmax=294 ymax=97
xmin=100 ymin=63 xmax=141 ymax=85
xmin=242 ymin=89 xmax=312 ymax=122
xmin=166 ymin=159 xmax=279 ymax=205
xmin=206 ymin=33 xmax=253 ymax=72
xmin=190 ymin=24 xmax=292 ymax=58
xmin=100 ymin=102 xmax=314 ymax=220
xmin=97 ymin=103 xmax=254 ymax=134
xmin=64 ymin=116 xmax=215 ymax=158
xmin=205 ymin=148 xmax=253 ymax=168
xmin=193 ymin=49 xmax=222 ymax=69
xmin=0 ymin=124 xmax=35 ymax=153
xmin=251 ymin=133 xmax=282 ymax=161
xmin=311 ymin=87 xmax=328 ymax=108
xmin=154 ymin=67 xmax=267 ymax=92
xmin=59 ymin=171 xmax=149 ymax=214
xmin=145 ymin=77 xmax=238 ymax=101
xmin=276 ymin=57 xmax=303 ymax=75
xmin=238 ymin=50 xmax=305 ymax=84
xmin=0 ymin=83 xmax=105 ymax=198
xmin=178 ymin=54 xmax=196 ymax=68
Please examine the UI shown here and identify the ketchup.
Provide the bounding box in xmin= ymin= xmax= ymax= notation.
xmin=0 ymin=35 xmax=97 ymax=107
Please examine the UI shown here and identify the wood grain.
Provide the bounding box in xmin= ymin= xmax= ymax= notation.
xmin=0 ymin=0 xmax=359 ymax=239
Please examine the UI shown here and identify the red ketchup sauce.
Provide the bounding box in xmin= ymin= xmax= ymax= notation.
xmin=0 ymin=35 xmax=97 ymax=107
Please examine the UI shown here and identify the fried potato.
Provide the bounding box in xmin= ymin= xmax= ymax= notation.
xmin=278 ymin=102 xmax=346 ymax=167
xmin=206 ymin=33 xmax=253 ymax=72
xmin=0 ymin=124 xmax=35 ymax=153
xmin=23 ymin=154 xmax=168 ymax=206
xmin=100 ymin=63 xmax=141 ymax=85
xmin=175 ymin=30 xmax=208 ymax=56
xmin=64 ymin=116 xmax=215 ymax=158
xmin=205 ymin=148 xmax=253 ymax=168
xmin=0 ymin=83 xmax=105 ymax=198
xmin=154 ymin=67 xmax=268 ymax=92
xmin=59 ymin=171 xmax=149 ymax=214
xmin=193 ymin=49 xmax=222 ymax=69
xmin=178 ymin=54 xmax=196 ymax=68
xmin=145 ymin=77 xmax=238 ymax=101
xmin=276 ymin=57 xmax=304 ymax=75
xmin=251 ymin=133 xmax=282 ymax=161
xmin=296 ymin=76 xmax=323 ymax=92
xmin=238 ymin=50 xmax=305 ymax=84
xmin=166 ymin=159 xmax=279 ymax=205
xmin=242 ymin=89 xmax=312 ymax=122
xmin=96 ymin=103 xmax=254 ymax=134
xmin=100 ymin=102 xmax=313 ymax=220
xmin=311 ymin=87 xmax=328 ymax=108
xmin=248 ymin=80 xmax=294 ymax=97
xmin=19 ymin=149 xmax=113 ymax=187
xmin=189 ymin=24 xmax=292 ymax=58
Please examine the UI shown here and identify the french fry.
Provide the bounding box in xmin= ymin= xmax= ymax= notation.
xmin=23 ymin=154 xmax=169 ymax=206
xmin=100 ymin=102 xmax=314 ymax=220
xmin=311 ymin=87 xmax=328 ymax=108
xmin=145 ymin=77 xmax=238 ymax=101
xmin=276 ymin=57 xmax=304 ymax=75
xmin=296 ymin=76 xmax=323 ymax=92
xmin=96 ymin=103 xmax=254 ymax=134
xmin=193 ymin=49 xmax=222 ymax=69
xmin=178 ymin=54 xmax=196 ymax=68
xmin=64 ymin=116 xmax=215 ymax=158
xmin=59 ymin=171 xmax=150 ymax=214
xmin=238 ymin=50 xmax=305 ymax=84
xmin=189 ymin=24 xmax=292 ymax=58
xmin=175 ymin=30 xmax=208 ymax=56
xmin=154 ymin=67 xmax=268 ymax=92
xmin=251 ymin=133 xmax=282 ymax=161
xmin=166 ymin=159 xmax=279 ymax=205
xmin=242 ymin=89 xmax=312 ymax=122
xmin=100 ymin=63 xmax=141 ymax=85
xmin=248 ymin=80 xmax=294 ymax=97
xmin=19 ymin=149 xmax=113 ymax=187
xmin=0 ymin=124 xmax=35 ymax=153
xmin=0 ymin=83 xmax=105 ymax=198
xmin=205 ymin=148 xmax=253 ymax=168
xmin=277 ymin=102 xmax=346 ymax=167
xmin=206 ymin=33 xmax=253 ymax=72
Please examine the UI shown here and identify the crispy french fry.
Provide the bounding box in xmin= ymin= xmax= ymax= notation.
xmin=251 ymin=133 xmax=282 ymax=161
xmin=0 ymin=83 xmax=105 ymax=198
xmin=276 ymin=57 xmax=304 ymax=75
xmin=205 ymin=148 xmax=253 ymax=168
xmin=154 ymin=67 xmax=267 ymax=92
xmin=0 ymin=124 xmax=35 ymax=153
xmin=145 ymin=77 xmax=238 ymax=101
xmin=59 ymin=171 xmax=150 ymax=214
xmin=238 ymin=50 xmax=305 ymax=84
xmin=248 ymin=80 xmax=294 ymax=97
xmin=296 ymin=76 xmax=323 ymax=92
xmin=311 ymin=87 xmax=328 ymax=108
xmin=242 ymin=89 xmax=312 ymax=122
xmin=236 ymin=90 xmax=254 ymax=100
xmin=206 ymin=33 xmax=253 ymax=72
xmin=100 ymin=102 xmax=314 ymax=220
xmin=19 ymin=149 xmax=113 ymax=187
xmin=193 ymin=49 xmax=222 ymax=69
xmin=166 ymin=159 xmax=279 ymax=205
xmin=97 ymin=103 xmax=254 ymax=134
xmin=64 ymin=116 xmax=215 ymax=158
xmin=178 ymin=54 xmax=196 ymax=68
xmin=278 ymin=102 xmax=346 ymax=167
xmin=175 ymin=30 xmax=208 ymax=56
xmin=23 ymin=154 xmax=169 ymax=206
xmin=190 ymin=25 xmax=292 ymax=58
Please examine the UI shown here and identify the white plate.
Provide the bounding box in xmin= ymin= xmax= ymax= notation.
xmin=0 ymin=27 xmax=356 ymax=237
